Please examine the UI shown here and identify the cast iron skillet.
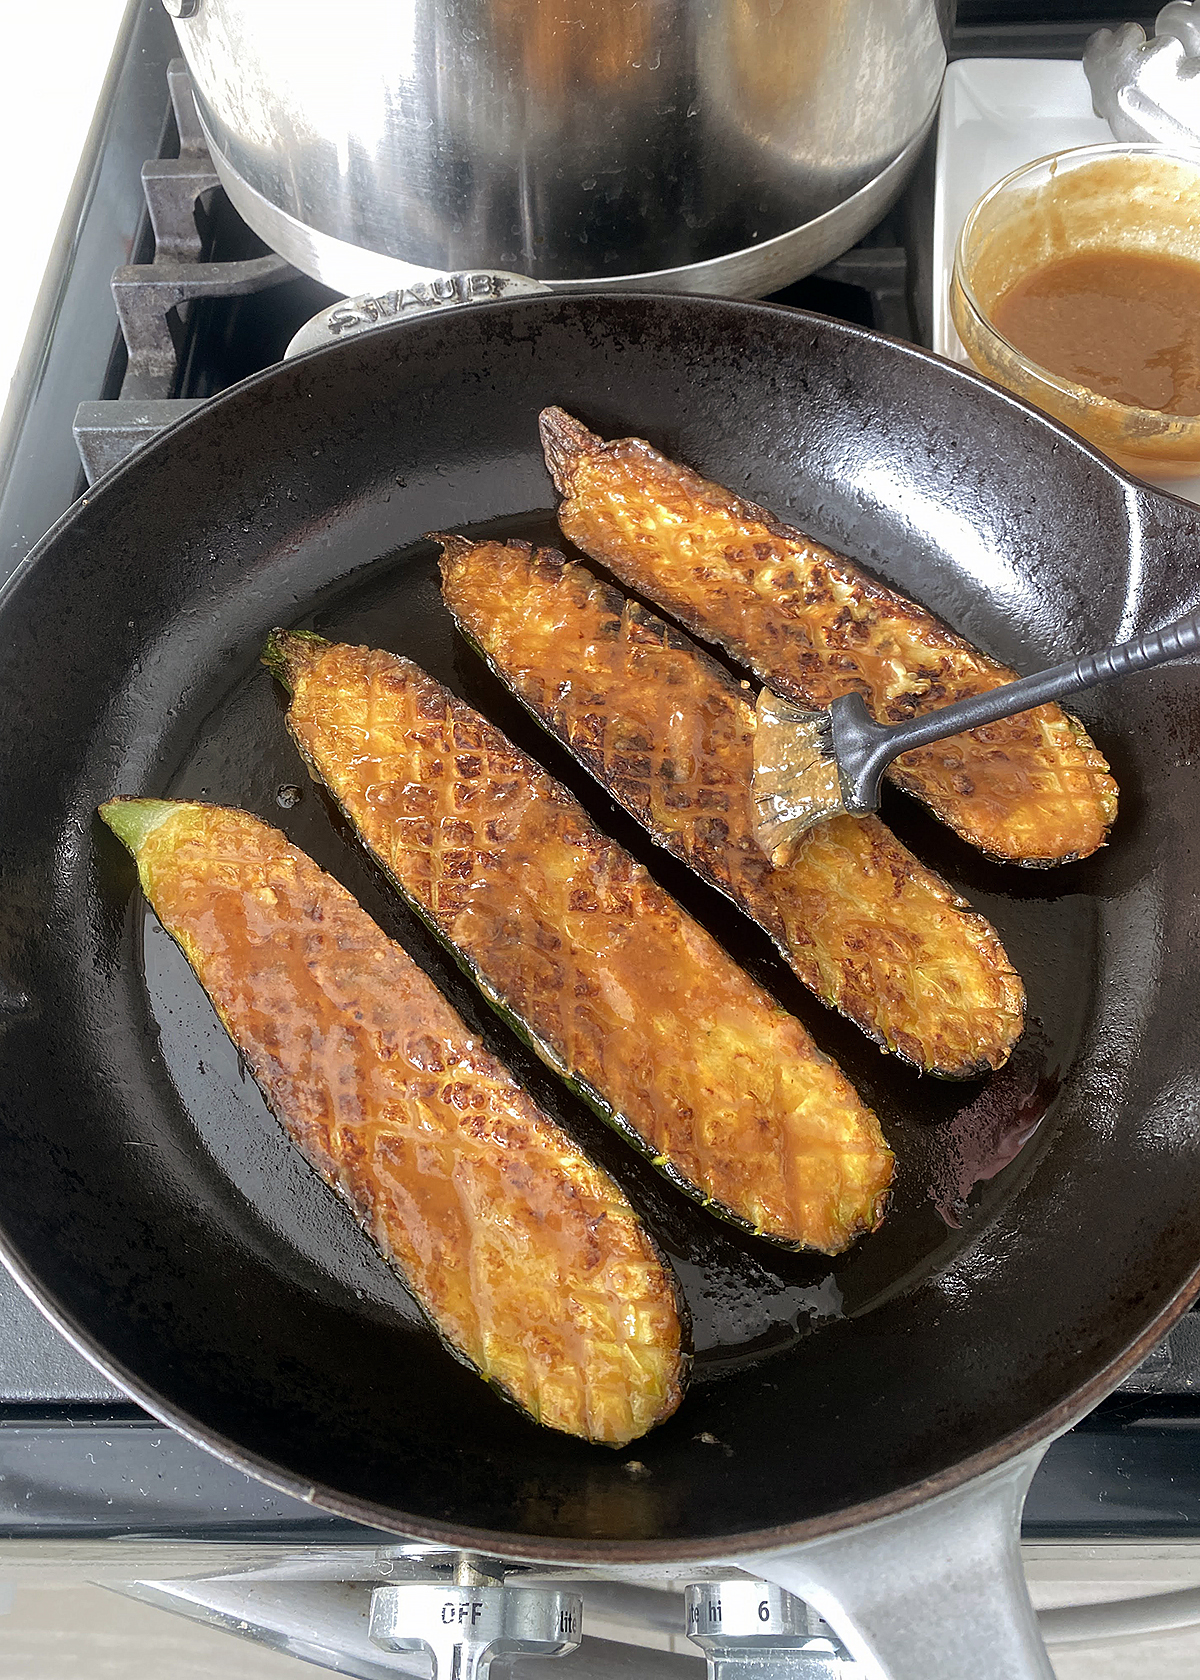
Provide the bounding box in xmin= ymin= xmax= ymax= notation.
xmin=1 ymin=295 xmax=1199 ymax=1676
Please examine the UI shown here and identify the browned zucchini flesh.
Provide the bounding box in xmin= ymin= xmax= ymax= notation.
xmin=439 ymin=535 xmax=1025 ymax=1078
xmin=541 ymin=407 xmax=1118 ymax=866
xmin=99 ymin=797 xmax=686 ymax=1445
xmin=263 ymin=633 xmax=894 ymax=1254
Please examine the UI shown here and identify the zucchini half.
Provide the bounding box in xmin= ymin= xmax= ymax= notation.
xmin=263 ymin=633 xmax=894 ymax=1255
xmin=540 ymin=407 xmax=1119 ymax=867
xmin=100 ymin=798 xmax=687 ymax=1446
xmin=438 ymin=534 xmax=1025 ymax=1079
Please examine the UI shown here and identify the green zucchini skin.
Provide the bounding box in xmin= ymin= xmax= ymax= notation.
xmin=263 ymin=631 xmax=894 ymax=1256
xmin=100 ymin=797 xmax=688 ymax=1445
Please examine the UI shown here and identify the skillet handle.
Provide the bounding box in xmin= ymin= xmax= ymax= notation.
xmin=283 ymin=271 xmax=551 ymax=359
xmin=739 ymin=1445 xmax=1053 ymax=1680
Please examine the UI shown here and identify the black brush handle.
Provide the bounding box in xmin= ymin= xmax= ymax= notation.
xmin=835 ymin=605 xmax=1200 ymax=813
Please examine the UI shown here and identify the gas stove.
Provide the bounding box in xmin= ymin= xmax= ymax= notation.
xmin=1 ymin=1 xmax=1198 ymax=1672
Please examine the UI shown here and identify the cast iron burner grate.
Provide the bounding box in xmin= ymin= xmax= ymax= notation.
xmin=72 ymin=62 xmax=338 ymax=482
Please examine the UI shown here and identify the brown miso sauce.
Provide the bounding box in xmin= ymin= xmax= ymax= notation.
xmin=992 ymin=249 xmax=1200 ymax=414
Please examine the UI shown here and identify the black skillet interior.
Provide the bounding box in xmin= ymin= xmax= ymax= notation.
xmin=1 ymin=294 xmax=1199 ymax=1560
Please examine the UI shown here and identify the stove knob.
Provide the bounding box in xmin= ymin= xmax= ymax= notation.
xmin=684 ymin=1580 xmax=854 ymax=1677
xmin=368 ymin=1582 xmax=582 ymax=1679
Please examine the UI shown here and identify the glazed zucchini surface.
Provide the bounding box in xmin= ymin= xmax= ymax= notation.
xmin=541 ymin=407 xmax=1118 ymax=866
xmin=264 ymin=633 xmax=894 ymax=1254
xmin=100 ymin=798 xmax=686 ymax=1445
xmin=439 ymin=534 xmax=1025 ymax=1078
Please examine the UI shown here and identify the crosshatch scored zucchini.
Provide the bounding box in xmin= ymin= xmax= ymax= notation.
xmin=263 ymin=632 xmax=895 ymax=1255
xmin=540 ymin=407 xmax=1118 ymax=867
xmin=438 ymin=533 xmax=1025 ymax=1079
xmin=100 ymin=797 xmax=687 ymax=1446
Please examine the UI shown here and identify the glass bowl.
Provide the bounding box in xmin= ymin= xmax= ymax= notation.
xmin=950 ymin=141 xmax=1200 ymax=475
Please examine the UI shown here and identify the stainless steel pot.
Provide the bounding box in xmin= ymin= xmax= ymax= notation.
xmin=166 ymin=0 xmax=951 ymax=297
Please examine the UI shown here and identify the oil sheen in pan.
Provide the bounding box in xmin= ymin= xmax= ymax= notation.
xmin=143 ymin=510 xmax=1095 ymax=1386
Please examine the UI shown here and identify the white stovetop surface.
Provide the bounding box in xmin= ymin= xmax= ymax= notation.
xmin=0 ymin=0 xmax=131 ymax=441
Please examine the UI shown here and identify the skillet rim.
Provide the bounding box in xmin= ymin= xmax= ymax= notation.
xmin=2 ymin=290 xmax=1199 ymax=1562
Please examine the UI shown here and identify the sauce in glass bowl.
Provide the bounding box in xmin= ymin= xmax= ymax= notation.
xmin=951 ymin=144 xmax=1200 ymax=474
xmin=991 ymin=249 xmax=1200 ymax=416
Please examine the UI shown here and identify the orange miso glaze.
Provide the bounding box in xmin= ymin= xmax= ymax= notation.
xmin=438 ymin=535 xmax=1024 ymax=1079
xmin=538 ymin=407 xmax=1118 ymax=866
xmin=271 ymin=636 xmax=894 ymax=1253
xmin=992 ymin=249 xmax=1200 ymax=415
xmin=124 ymin=801 xmax=685 ymax=1444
